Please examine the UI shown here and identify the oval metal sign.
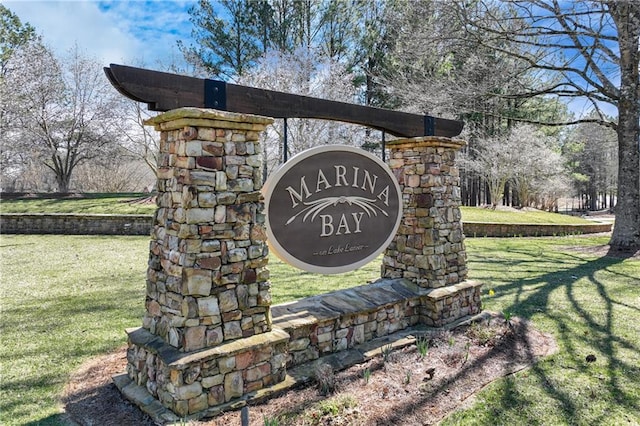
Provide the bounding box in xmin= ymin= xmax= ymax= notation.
xmin=263 ymin=145 xmax=402 ymax=274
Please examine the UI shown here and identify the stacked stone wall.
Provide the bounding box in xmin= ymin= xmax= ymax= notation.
xmin=0 ymin=213 xmax=151 ymax=235
xmin=274 ymin=278 xmax=482 ymax=369
xmin=420 ymin=281 xmax=482 ymax=326
xmin=282 ymin=299 xmax=421 ymax=367
xmin=126 ymin=327 xmax=288 ymax=417
xmin=0 ymin=214 xmax=612 ymax=237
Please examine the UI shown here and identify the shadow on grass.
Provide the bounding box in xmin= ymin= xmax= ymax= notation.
xmin=368 ymin=248 xmax=639 ymax=424
xmin=467 ymin=248 xmax=638 ymax=423
xmin=23 ymin=414 xmax=68 ymax=426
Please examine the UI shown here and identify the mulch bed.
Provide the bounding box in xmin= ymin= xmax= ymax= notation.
xmin=62 ymin=313 xmax=557 ymax=425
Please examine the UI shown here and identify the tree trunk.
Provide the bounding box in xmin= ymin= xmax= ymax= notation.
xmin=56 ymin=173 xmax=71 ymax=193
xmin=608 ymin=3 xmax=640 ymax=248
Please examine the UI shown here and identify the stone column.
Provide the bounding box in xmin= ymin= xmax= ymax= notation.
xmin=144 ymin=108 xmax=274 ymax=351
xmin=120 ymin=108 xmax=289 ymax=420
xmin=381 ymin=136 xmax=481 ymax=326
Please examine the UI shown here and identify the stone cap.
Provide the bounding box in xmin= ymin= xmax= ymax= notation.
xmin=386 ymin=136 xmax=467 ymax=151
xmin=423 ymin=280 xmax=483 ymax=301
xmin=271 ymin=278 xmax=430 ymax=331
xmin=145 ymin=107 xmax=274 ymax=131
xmin=126 ymin=326 xmax=290 ymax=369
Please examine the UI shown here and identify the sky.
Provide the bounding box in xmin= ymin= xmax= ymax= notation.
xmin=3 ymin=0 xmax=198 ymax=67
xmin=2 ymin=0 xmax=618 ymax=120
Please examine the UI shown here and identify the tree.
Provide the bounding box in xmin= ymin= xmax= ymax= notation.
xmin=181 ymin=0 xmax=367 ymax=78
xmin=115 ymin=99 xmax=160 ymax=177
xmin=350 ymin=0 xmax=401 ymax=109
xmin=565 ymin=116 xmax=618 ymax=211
xmin=238 ymin=47 xmax=363 ymax=176
xmin=5 ymin=43 xmax=122 ymax=192
xmin=461 ymin=124 xmax=568 ymax=209
xmin=0 ymin=5 xmax=35 ymax=74
xmin=508 ymin=124 xmax=567 ymax=208
xmin=381 ymin=1 xmax=574 ymax=209
xmin=180 ymin=0 xmax=269 ymax=79
xmin=461 ymin=132 xmax=514 ymax=208
xmin=456 ymin=0 xmax=639 ymax=248
xmin=0 ymin=4 xmax=37 ymax=185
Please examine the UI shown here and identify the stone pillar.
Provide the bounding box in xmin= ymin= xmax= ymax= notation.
xmin=382 ymin=136 xmax=481 ymax=325
xmin=144 ymin=108 xmax=274 ymax=351
xmin=120 ymin=108 xmax=289 ymax=420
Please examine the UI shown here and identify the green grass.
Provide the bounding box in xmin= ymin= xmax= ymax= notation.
xmin=444 ymin=236 xmax=640 ymax=425
xmin=1 ymin=195 xmax=593 ymax=226
xmin=1 ymin=234 xmax=638 ymax=425
xmin=460 ymin=206 xmax=594 ymax=224
xmin=0 ymin=235 xmax=149 ymax=425
xmin=0 ymin=193 xmax=156 ymax=215
xmin=268 ymin=258 xmax=380 ymax=305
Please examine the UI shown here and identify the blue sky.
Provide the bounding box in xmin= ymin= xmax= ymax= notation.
xmin=2 ymin=0 xmax=618 ymax=120
xmin=3 ymin=0 xmax=197 ymax=67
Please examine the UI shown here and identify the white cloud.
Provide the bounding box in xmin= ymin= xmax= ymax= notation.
xmin=3 ymin=0 xmax=195 ymax=66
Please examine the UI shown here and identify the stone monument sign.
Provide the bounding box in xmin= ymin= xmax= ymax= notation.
xmin=104 ymin=64 xmax=482 ymax=422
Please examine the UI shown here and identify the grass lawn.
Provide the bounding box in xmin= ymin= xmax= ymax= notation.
xmin=460 ymin=206 xmax=595 ymax=224
xmin=446 ymin=236 xmax=640 ymax=425
xmin=1 ymin=234 xmax=638 ymax=425
xmin=0 ymin=193 xmax=156 ymax=215
xmin=1 ymin=194 xmax=595 ymax=225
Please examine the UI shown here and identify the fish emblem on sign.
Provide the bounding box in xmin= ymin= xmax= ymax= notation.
xmin=263 ymin=145 xmax=403 ymax=274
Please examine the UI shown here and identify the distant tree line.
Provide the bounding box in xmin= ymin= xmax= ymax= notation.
xmin=1 ymin=0 xmax=637 ymax=248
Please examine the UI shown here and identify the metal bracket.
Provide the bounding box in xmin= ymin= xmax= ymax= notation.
xmin=204 ymin=79 xmax=227 ymax=110
xmin=424 ymin=115 xmax=435 ymax=136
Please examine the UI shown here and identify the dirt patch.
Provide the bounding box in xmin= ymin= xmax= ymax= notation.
xmin=62 ymin=314 xmax=556 ymax=425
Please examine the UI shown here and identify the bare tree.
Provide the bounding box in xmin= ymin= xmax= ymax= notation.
xmin=0 ymin=5 xmax=37 ymax=189
xmin=461 ymin=133 xmax=514 ymax=208
xmin=237 ymin=47 xmax=364 ymax=177
xmin=456 ymin=0 xmax=639 ymax=248
xmin=508 ymin=124 xmax=564 ymax=208
xmin=5 ymin=42 xmax=122 ymax=192
xmin=73 ymin=156 xmax=155 ymax=193
xmin=461 ymin=123 xmax=567 ymax=209
xmin=114 ymin=98 xmax=160 ymax=177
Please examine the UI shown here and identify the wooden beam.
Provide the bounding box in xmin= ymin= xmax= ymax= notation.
xmin=105 ymin=64 xmax=463 ymax=138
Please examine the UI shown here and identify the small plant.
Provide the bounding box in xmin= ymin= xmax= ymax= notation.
xmin=466 ymin=321 xmax=496 ymax=346
xmin=502 ymin=310 xmax=514 ymax=328
xmin=463 ymin=341 xmax=471 ymax=364
xmin=416 ymin=335 xmax=430 ymax=358
xmin=404 ymin=370 xmax=412 ymax=384
xmin=264 ymin=416 xmax=280 ymax=426
xmin=382 ymin=344 xmax=393 ymax=363
xmin=448 ymin=336 xmax=456 ymax=347
xmin=363 ymin=368 xmax=371 ymax=384
xmin=314 ymin=395 xmax=357 ymax=418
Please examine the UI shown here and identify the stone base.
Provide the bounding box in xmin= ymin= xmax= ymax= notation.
xmin=116 ymin=312 xmax=491 ymax=424
xmin=120 ymin=279 xmax=482 ymax=420
xmin=420 ymin=280 xmax=483 ymax=326
xmin=124 ymin=327 xmax=289 ymax=418
xmin=272 ymin=278 xmax=483 ymax=368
